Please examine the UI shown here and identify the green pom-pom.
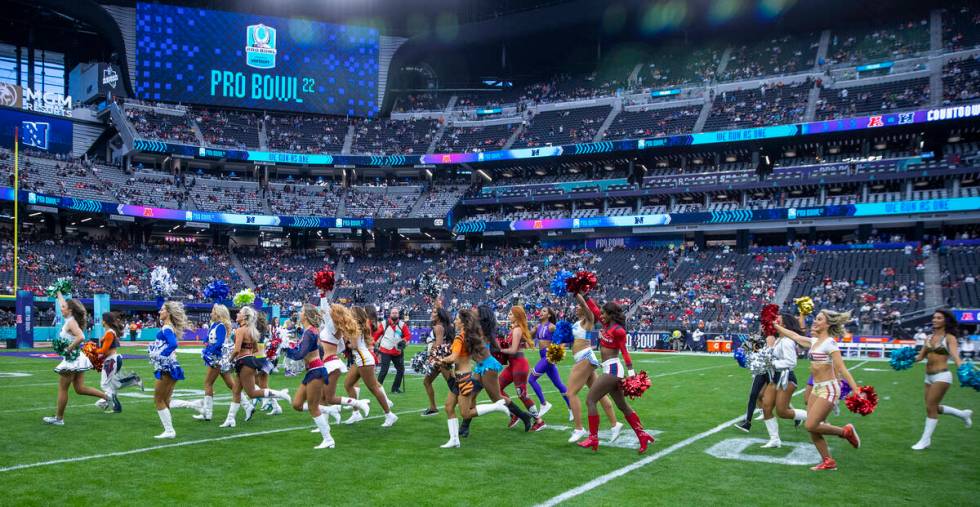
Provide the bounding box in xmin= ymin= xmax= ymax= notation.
xmin=52 ymin=335 xmax=79 ymax=361
xmin=46 ymin=278 xmax=72 ymax=298
xmin=233 ymin=289 xmax=256 ymax=307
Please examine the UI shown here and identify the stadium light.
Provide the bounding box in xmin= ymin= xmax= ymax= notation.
xmin=477 ymin=169 xmax=492 ymax=182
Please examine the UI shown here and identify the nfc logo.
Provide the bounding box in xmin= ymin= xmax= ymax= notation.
xmin=21 ymin=121 xmax=50 ymax=150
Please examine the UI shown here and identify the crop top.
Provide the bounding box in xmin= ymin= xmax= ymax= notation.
xmin=96 ymin=329 xmax=120 ymax=355
xmin=286 ymin=327 xmax=322 ymax=367
xmin=585 ymin=297 xmax=633 ymax=368
xmin=572 ymin=321 xmax=587 ymax=341
xmin=451 ymin=334 xmax=470 ymax=360
xmin=808 ymin=337 xmax=838 ymax=365
xmin=536 ymin=323 xmax=554 ymax=343
xmin=925 ymin=335 xmax=950 ymax=355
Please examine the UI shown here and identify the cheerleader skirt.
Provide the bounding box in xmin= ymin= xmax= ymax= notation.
xmin=54 ymin=354 xmax=93 ymax=374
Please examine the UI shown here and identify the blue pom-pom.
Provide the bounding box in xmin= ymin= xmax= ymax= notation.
xmin=203 ymin=280 xmax=230 ymax=303
xmin=888 ymin=346 xmax=917 ymax=371
xmin=554 ymin=320 xmax=573 ymax=345
xmin=550 ymin=270 xmax=574 ymax=297
xmin=958 ymin=361 xmax=980 ymax=392
xmin=733 ymin=348 xmax=747 ymax=368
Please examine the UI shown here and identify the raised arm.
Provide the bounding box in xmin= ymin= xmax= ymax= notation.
xmin=575 ymin=293 xmax=595 ymax=328
xmin=773 ymin=322 xmax=811 ymax=349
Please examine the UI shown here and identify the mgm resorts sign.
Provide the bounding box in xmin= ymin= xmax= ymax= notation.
xmin=0 ymin=83 xmax=73 ymax=118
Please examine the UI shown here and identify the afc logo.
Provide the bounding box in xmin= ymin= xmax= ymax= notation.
xmin=21 ymin=121 xmax=49 ymax=150
xmin=868 ymin=115 xmax=884 ymax=128
xmin=246 ymin=24 xmax=278 ymax=69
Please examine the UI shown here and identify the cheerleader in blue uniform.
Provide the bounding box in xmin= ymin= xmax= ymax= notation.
xmin=43 ymin=292 xmax=109 ymax=426
xmin=192 ymin=304 xmax=236 ymax=421
xmin=219 ymin=306 xmax=291 ymax=428
xmin=252 ymin=311 xmax=283 ymax=416
xmin=285 ymin=304 xmax=334 ymax=449
xmin=149 ymin=301 xmax=188 ymax=439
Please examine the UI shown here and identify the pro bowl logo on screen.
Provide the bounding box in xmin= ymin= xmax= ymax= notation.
xmin=246 ymin=24 xmax=278 ymax=69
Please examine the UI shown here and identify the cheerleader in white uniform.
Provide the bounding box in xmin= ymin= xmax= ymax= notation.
xmin=95 ymin=311 xmax=143 ymax=413
xmin=191 ymin=304 xmax=236 ymax=421
xmin=421 ymin=305 xmax=453 ymax=417
xmin=758 ymin=313 xmax=808 ymax=448
xmin=43 ymin=292 xmax=109 ymax=426
xmin=252 ymin=311 xmax=283 ymax=416
xmin=317 ymin=304 xmax=374 ymax=425
xmin=341 ymin=307 xmax=397 ymax=427
xmin=564 ymin=294 xmax=622 ymax=444
xmin=149 ymin=301 xmax=189 ymax=439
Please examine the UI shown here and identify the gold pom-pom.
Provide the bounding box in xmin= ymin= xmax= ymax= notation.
xmin=546 ymin=343 xmax=565 ymax=364
xmin=794 ymin=296 xmax=814 ymax=317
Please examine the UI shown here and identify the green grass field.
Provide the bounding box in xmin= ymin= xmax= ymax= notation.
xmin=0 ymin=346 xmax=977 ymax=506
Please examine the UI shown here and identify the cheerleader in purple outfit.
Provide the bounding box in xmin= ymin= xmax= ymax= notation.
xmin=528 ymin=308 xmax=571 ymax=420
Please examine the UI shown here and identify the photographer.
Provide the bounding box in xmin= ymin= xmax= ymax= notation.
xmin=374 ymin=308 xmax=410 ymax=393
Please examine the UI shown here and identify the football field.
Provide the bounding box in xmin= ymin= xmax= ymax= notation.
xmin=0 ymin=347 xmax=977 ymax=506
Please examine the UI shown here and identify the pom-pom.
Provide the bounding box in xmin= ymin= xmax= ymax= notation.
xmin=733 ymin=347 xmax=748 ymax=368
xmin=553 ymin=320 xmax=573 ymax=345
xmin=411 ymin=351 xmax=433 ymax=375
xmin=550 ymin=270 xmax=574 ymax=297
xmin=888 ymin=346 xmax=917 ymax=371
xmin=748 ymin=348 xmax=774 ymax=376
xmin=546 ymin=343 xmax=565 ymax=363
xmin=565 ymin=271 xmax=598 ymax=295
xmin=233 ymin=289 xmax=256 ymax=307
xmin=418 ymin=273 xmax=444 ymax=299
xmin=760 ymin=303 xmax=780 ymax=337
xmin=265 ymin=337 xmax=282 ymax=361
xmin=429 ymin=344 xmax=451 ymax=367
xmin=147 ymin=340 xmax=181 ymax=373
xmin=620 ymin=371 xmax=651 ymax=399
xmin=313 ymin=268 xmax=335 ymax=296
xmin=81 ymin=341 xmax=104 ymax=372
xmin=150 ymin=266 xmax=178 ymax=296
xmin=958 ymin=361 xmax=980 ymax=391
xmin=844 ymin=385 xmax=878 ymax=416
xmin=794 ymin=296 xmax=814 ymax=317
xmin=203 ymin=280 xmax=230 ymax=302
xmin=45 ymin=278 xmax=73 ymax=298
xmin=52 ymin=334 xmax=79 ymax=361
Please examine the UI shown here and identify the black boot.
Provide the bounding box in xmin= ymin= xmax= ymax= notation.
xmin=460 ymin=418 xmax=472 ymax=438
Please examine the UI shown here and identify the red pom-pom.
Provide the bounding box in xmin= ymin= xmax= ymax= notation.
xmin=760 ymin=303 xmax=780 ymax=337
xmin=313 ymin=268 xmax=335 ymax=296
xmin=565 ymin=271 xmax=599 ymax=295
xmin=265 ymin=337 xmax=282 ymax=360
xmin=844 ymin=385 xmax=878 ymax=416
xmin=82 ymin=342 xmax=105 ymax=372
xmin=493 ymin=337 xmax=512 ymax=365
xmin=620 ymin=371 xmax=651 ymax=399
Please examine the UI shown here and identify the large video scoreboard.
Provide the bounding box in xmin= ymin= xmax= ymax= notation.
xmin=135 ymin=2 xmax=380 ymax=117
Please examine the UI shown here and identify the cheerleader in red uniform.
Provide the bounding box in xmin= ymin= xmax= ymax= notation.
xmin=499 ymin=306 xmax=546 ymax=431
xmin=577 ymin=294 xmax=654 ymax=453
xmin=285 ymin=304 xmax=334 ymax=449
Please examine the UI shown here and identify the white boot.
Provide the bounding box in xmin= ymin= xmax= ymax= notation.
xmin=609 ymin=422 xmax=624 ymax=442
xmin=382 ymin=412 xmax=399 ymax=427
xmin=539 ymin=401 xmax=553 ymax=417
xmin=940 ymin=405 xmax=973 ymax=428
xmin=220 ymin=402 xmax=239 ymax=428
xmin=793 ymin=409 xmax=807 ymax=424
xmin=169 ymin=399 xmax=201 ymax=410
xmin=378 ymin=386 xmax=393 ymax=409
xmin=265 ymin=388 xmax=291 ymax=401
xmin=313 ymin=414 xmax=335 ymax=449
xmin=349 ymin=398 xmax=370 ymax=417
xmin=155 ymin=409 xmax=176 ymax=439
xmin=761 ymin=418 xmax=781 ymax=448
xmin=319 ymin=405 xmax=342 ymax=424
xmin=193 ymin=396 xmax=214 ymax=421
xmin=912 ymin=417 xmax=937 ymax=450
xmin=268 ymin=400 xmax=283 ymax=416
xmin=441 ymin=418 xmax=460 ymax=448
xmin=475 ymin=399 xmax=509 ymax=416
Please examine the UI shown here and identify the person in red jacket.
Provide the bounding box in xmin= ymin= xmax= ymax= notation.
xmin=375 ymin=308 xmax=410 ymax=393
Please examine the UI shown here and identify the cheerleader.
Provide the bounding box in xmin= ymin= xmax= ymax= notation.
xmin=757 ymin=313 xmax=809 ymax=448
xmin=191 ymin=304 xmax=236 ymax=421
xmin=95 ymin=311 xmax=143 ymax=413
xmin=319 ymin=304 xmax=380 ymax=427
xmin=285 ymin=304 xmax=334 ymax=448
xmin=219 ymin=306 xmax=291 ymax=428
xmin=528 ymin=307 xmax=570 ymax=420
xmin=566 ymin=294 xmax=622 ymax=444
xmin=341 ymin=307 xmax=398 ymax=427
xmin=149 ymin=301 xmax=189 ymax=439
xmin=910 ymin=309 xmax=972 ymax=450
xmin=457 ymin=305 xmax=533 ymax=437
xmin=253 ymin=311 xmax=283 ymax=416
xmin=421 ymin=305 xmax=453 ymax=417
xmin=577 ymin=295 xmax=653 ymax=453
xmin=774 ymin=309 xmax=863 ymax=471
xmin=43 ymin=292 xmax=109 ymax=425
xmin=438 ymin=308 xmax=495 ymax=448
xmin=732 ymin=335 xmax=768 ymax=433
xmin=499 ymin=306 xmax=546 ymax=431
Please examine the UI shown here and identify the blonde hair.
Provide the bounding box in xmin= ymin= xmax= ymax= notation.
xmin=330 ymin=304 xmax=360 ymax=341
xmin=212 ymin=304 xmax=233 ymax=336
xmin=163 ymin=301 xmax=189 ymax=338
xmin=511 ymin=306 xmax=534 ymax=348
xmin=820 ymin=309 xmax=852 ymax=337
xmin=237 ymin=306 xmax=260 ymax=342
xmin=301 ymin=303 xmax=322 ymax=329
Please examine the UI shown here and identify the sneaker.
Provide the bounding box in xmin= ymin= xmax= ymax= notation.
xmin=529 ymin=407 xmax=540 ymax=418
xmin=539 ymin=401 xmax=553 ymax=418
xmin=42 ymin=416 xmax=64 ymax=426
xmin=567 ymin=428 xmax=588 ymax=443
xmin=531 ymin=419 xmax=547 ymax=432
xmin=841 ymin=423 xmax=861 ymax=449
xmin=154 ymin=430 xmax=176 ymax=439
xmin=110 ymin=394 xmax=122 ymax=413
xmin=344 ymin=412 xmax=364 ymax=425
xmin=508 ymin=414 xmax=520 ymax=429
xmin=809 ymin=457 xmax=837 ymax=471
xmin=421 ymin=408 xmax=440 ymax=417
xmin=243 ymin=401 xmax=255 ymax=422
xmin=609 ymin=422 xmax=624 ymax=443
xmin=382 ymin=412 xmax=399 ymax=427
xmin=95 ymin=399 xmax=109 ymax=410
xmin=732 ymin=421 xmax=751 ymax=433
